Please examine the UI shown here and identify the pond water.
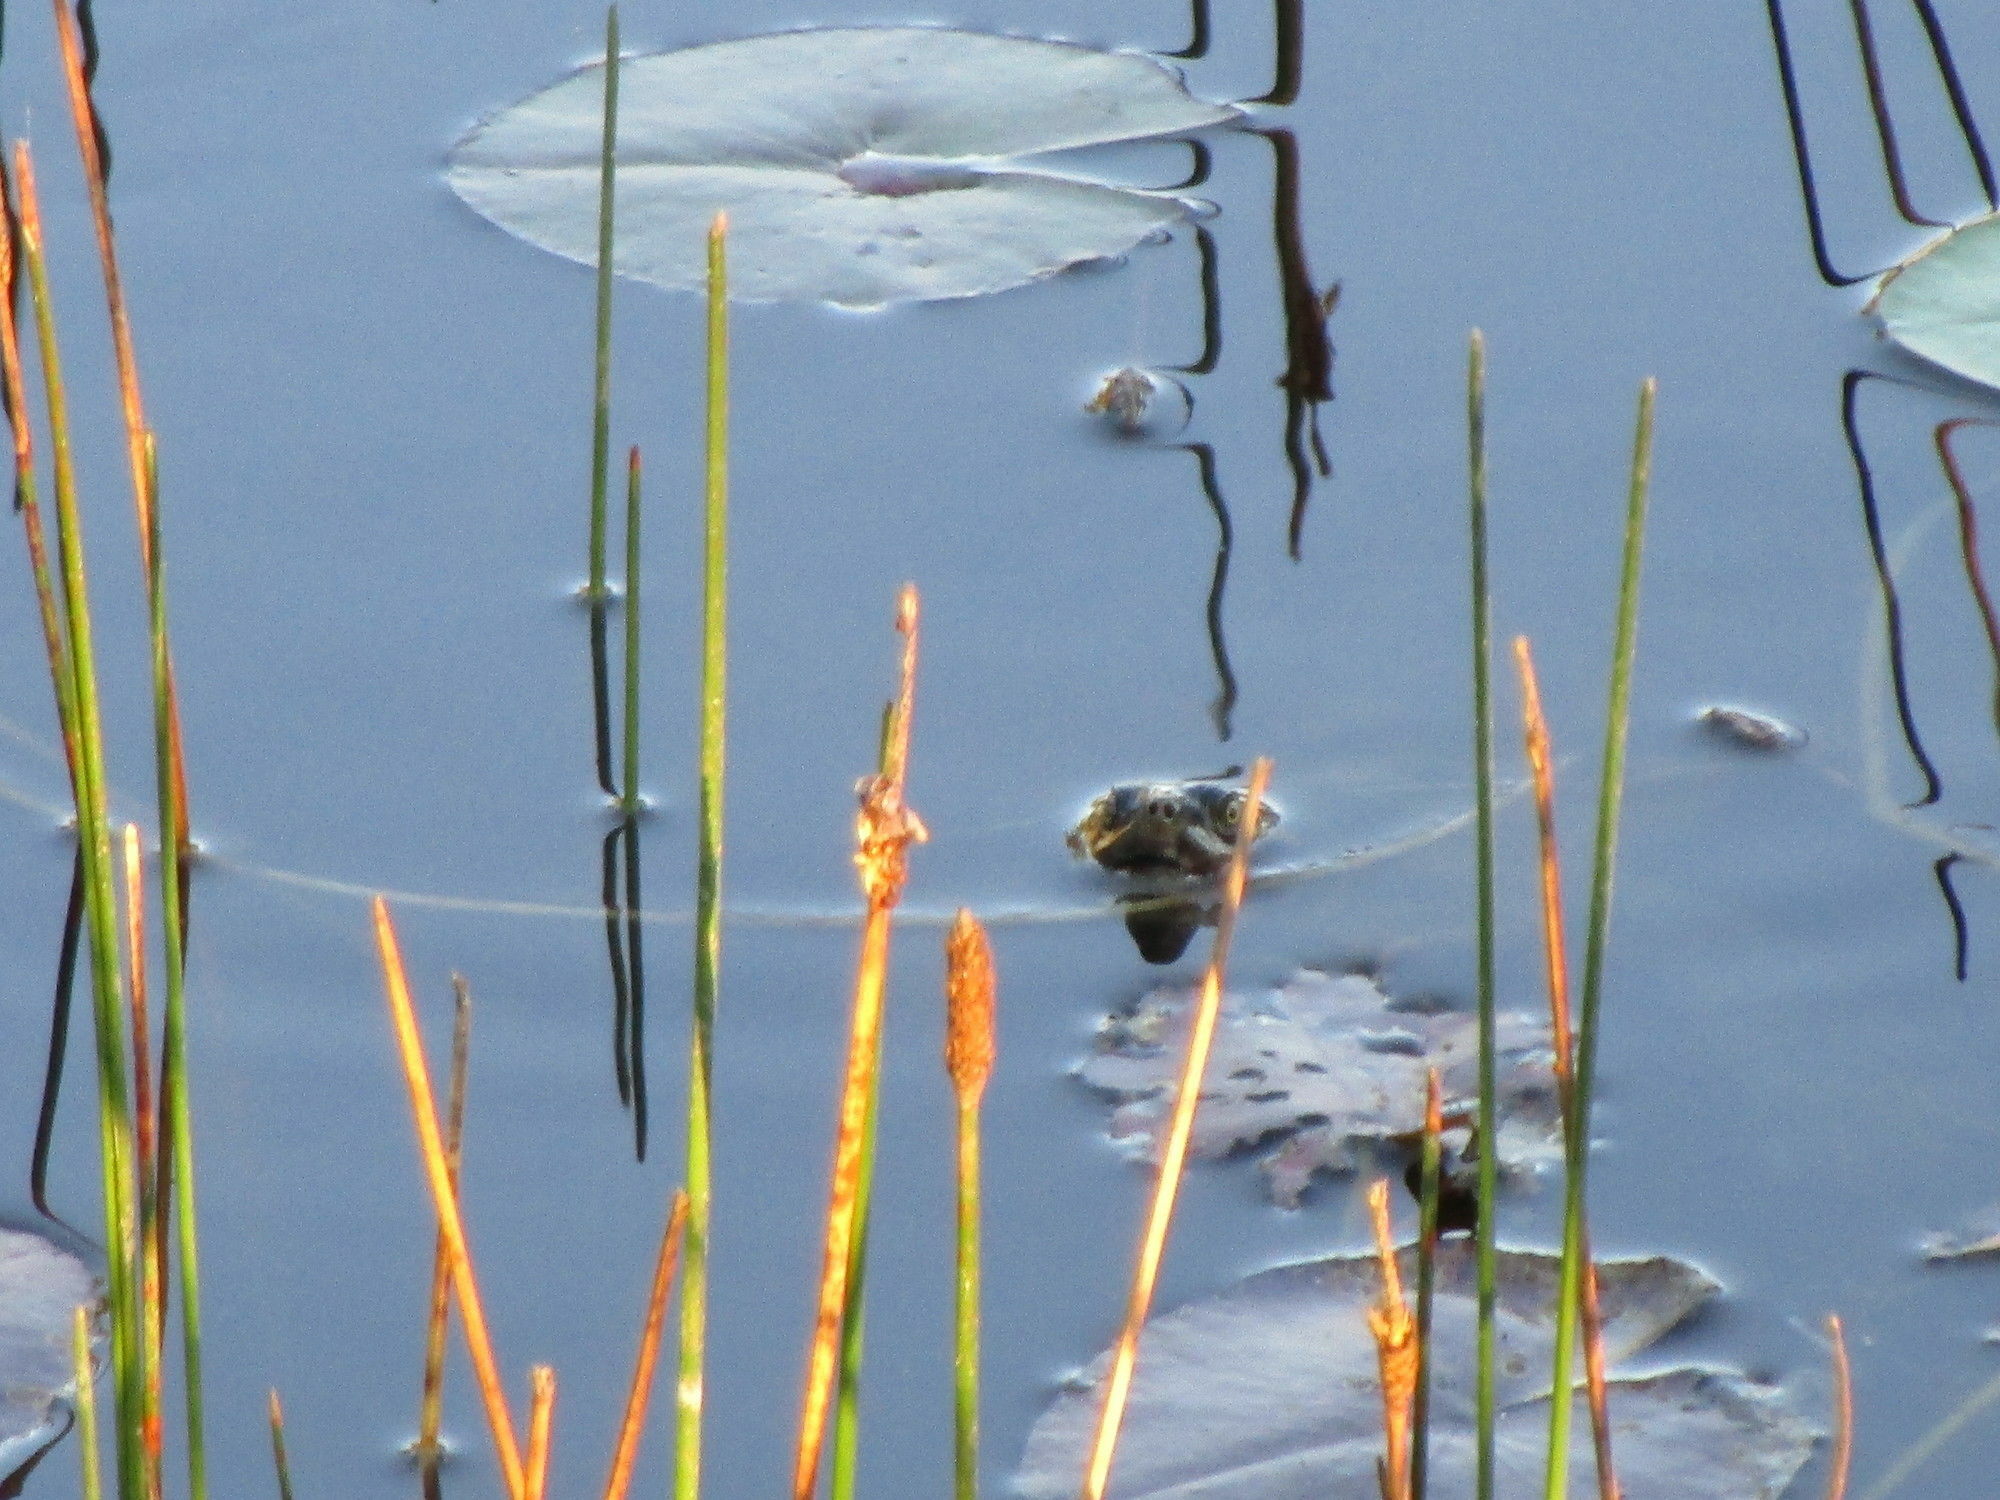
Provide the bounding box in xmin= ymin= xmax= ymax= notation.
xmin=1 ymin=1 xmax=1998 ymax=1496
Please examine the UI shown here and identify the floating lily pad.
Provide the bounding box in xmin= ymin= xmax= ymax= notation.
xmin=447 ymin=27 xmax=1239 ymax=307
xmin=0 ymin=1225 xmax=97 ymax=1483
xmin=1078 ymin=970 xmax=1560 ymax=1206
xmin=1872 ymin=213 xmax=2000 ymax=392
xmin=1015 ymin=1242 xmax=1818 ymax=1500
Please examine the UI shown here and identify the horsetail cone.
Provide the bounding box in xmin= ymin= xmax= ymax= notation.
xmin=945 ymin=911 xmax=995 ymax=1099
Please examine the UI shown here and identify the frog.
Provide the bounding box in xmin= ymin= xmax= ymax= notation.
xmin=1066 ymin=776 xmax=1279 ymax=879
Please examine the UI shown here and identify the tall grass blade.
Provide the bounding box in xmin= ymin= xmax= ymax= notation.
xmin=374 ymin=898 xmax=528 ymax=1500
xmin=1548 ymin=379 xmax=1654 ymax=1500
xmin=1080 ymin=759 xmax=1270 ymax=1500
xmin=75 ymin=1304 xmax=102 ymax=1500
xmin=586 ymin=3 xmax=619 ymax=605
xmin=118 ymin=823 xmax=162 ymax=1499
xmin=16 ymin=137 xmax=143 ymax=1500
xmin=1409 ymin=1068 xmax=1443 ymax=1500
xmin=602 ymin=1189 xmax=689 ymax=1500
xmin=266 ymin=1391 xmax=295 ymax=1500
xmin=794 ymin=587 xmax=927 ymax=1500
xmin=416 ymin=974 xmax=473 ymax=1468
xmin=677 ymin=210 xmax=729 ymax=1500
xmin=142 ymin=427 xmax=206 ymax=1500
xmin=945 ymin=912 xmax=995 ymax=1500
xmin=1465 ymin=329 xmax=1498 ymax=1500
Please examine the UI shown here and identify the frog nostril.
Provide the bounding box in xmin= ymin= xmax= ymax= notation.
xmin=1147 ymin=798 xmax=1178 ymax=821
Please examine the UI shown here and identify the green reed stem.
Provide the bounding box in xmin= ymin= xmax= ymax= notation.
xmin=19 ymin=148 xmax=143 ymax=1500
xmin=143 ymin=435 xmax=207 ymax=1500
xmin=622 ymin=445 xmax=642 ymax=811
xmin=1545 ymin=379 xmax=1653 ymax=1500
xmin=953 ymin=1095 xmax=982 ymax=1500
xmin=1465 ymin=329 xmax=1497 ymax=1500
xmin=74 ymin=1305 xmax=102 ymax=1500
xmin=585 ymin=3 xmax=619 ymax=602
xmin=1409 ymin=1072 xmax=1443 ymax=1500
xmin=676 ymin=212 xmax=728 ymax=1500
xmin=829 ymin=1080 xmax=879 ymax=1500
xmin=267 ymin=1392 xmax=296 ymax=1500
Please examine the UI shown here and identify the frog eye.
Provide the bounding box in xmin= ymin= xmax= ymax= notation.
xmin=1217 ymin=795 xmax=1242 ymax=827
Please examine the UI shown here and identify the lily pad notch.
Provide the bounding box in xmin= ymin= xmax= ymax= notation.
xmin=446 ymin=26 xmax=1242 ymax=307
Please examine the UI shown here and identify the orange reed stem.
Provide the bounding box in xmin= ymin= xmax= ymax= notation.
xmin=525 ymin=1366 xmax=556 ymax=1500
xmin=373 ymin=898 xmax=527 ymax=1500
xmin=1080 ymin=758 xmax=1271 ymax=1500
xmin=1514 ymin=636 xmax=1620 ymax=1500
xmin=1825 ymin=1314 xmax=1852 ymax=1500
xmin=792 ymin=587 xmax=926 ymax=1500
xmin=602 ymin=1190 xmax=690 ymax=1500
xmin=1366 ymin=1180 xmax=1417 ymax=1500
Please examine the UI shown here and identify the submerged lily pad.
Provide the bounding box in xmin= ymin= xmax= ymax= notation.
xmin=1872 ymin=213 xmax=2000 ymax=391
xmin=1078 ymin=970 xmax=1560 ymax=1206
xmin=447 ymin=27 xmax=1239 ymax=307
xmin=0 ymin=1225 xmax=97 ymax=1482
xmin=1016 ymin=1242 xmax=1818 ymax=1500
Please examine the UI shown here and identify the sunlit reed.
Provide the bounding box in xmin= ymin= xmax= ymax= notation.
xmin=603 ymin=1190 xmax=689 ymax=1500
xmin=525 ymin=1366 xmax=557 ymax=1500
xmin=266 ymin=1391 xmax=295 ymax=1500
xmin=1365 ymin=1180 xmax=1417 ymax=1500
xmin=794 ymin=587 xmax=927 ymax=1500
xmin=1079 ymin=758 xmax=1270 ymax=1500
xmin=416 ymin=975 xmax=473 ymax=1467
xmin=1826 ymin=1315 xmax=1852 ymax=1500
xmin=677 ymin=209 xmax=730 ymax=1500
xmin=1516 ymin=638 xmax=1618 ymax=1500
xmin=76 ymin=1305 xmax=103 ymax=1500
xmin=945 ymin=911 xmax=996 ymax=1500
xmin=1548 ymin=380 xmax=1654 ymax=1500
xmin=374 ymin=898 xmax=528 ymax=1500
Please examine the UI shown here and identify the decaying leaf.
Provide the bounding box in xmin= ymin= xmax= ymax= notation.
xmin=0 ymin=1224 xmax=97 ymax=1484
xmin=447 ymin=27 xmax=1239 ymax=307
xmin=1921 ymin=1202 xmax=2000 ymax=1261
xmin=1015 ymin=1241 xmax=1818 ymax=1500
xmin=1077 ymin=969 xmax=1560 ymax=1206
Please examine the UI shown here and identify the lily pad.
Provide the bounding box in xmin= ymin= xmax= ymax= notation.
xmin=0 ymin=1224 xmax=97 ymax=1483
xmin=446 ymin=27 xmax=1240 ymax=307
xmin=1078 ymin=970 xmax=1561 ymax=1206
xmin=1872 ymin=213 xmax=2000 ymax=392
xmin=1015 ymin=1242 xmax=1818 ymax=1500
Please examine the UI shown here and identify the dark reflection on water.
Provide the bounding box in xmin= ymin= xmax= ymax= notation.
xmin=601 ymin=813 xmax=648 ymax=1160
xmin=27 ymin=850 xmax=82 ymax=1228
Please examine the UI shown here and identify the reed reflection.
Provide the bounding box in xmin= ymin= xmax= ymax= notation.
xmin=585 ymin=446 xmax=649 ymax=1159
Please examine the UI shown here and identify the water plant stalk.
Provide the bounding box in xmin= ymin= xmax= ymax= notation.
xmin=1547 ymin=379 xmax=1654 ymax=1500
xmin=1409 ymin=1068 xmax=1443 ymax=1500
xmin=17 ymin=138 xmax=144 ymax=1500
xmin=622 ymin=444 xmax=641 ymax=811
xmin=416 ymin=974 xmax=473 ymax=1466
xmin=1826 ymin=1314 xmax=1852 ymax=1500
xmin=525 ymin=1366 xmax=556 ymax=1500
xmin=1517 ymin=637 xmax=1618 ymax=1500
xmin=1465 ymin=329 xmax=1498 ymax=1500
xmin=794 ymin=586 xmax=927 ymax=1500
xmin=945 ymin=911 xmax=996 ymax=1500
xmin=1364 ymin=1180 xmax=1417 ymax=1500
xmin=586 ymin=3 xmax=620 ymax=604
xmin=117 ymin=824 xmax=162 ymax=1499
xmin=76 ymin=1305 xmax=103 ymax=1500
xmin=374 ymin=898 xmax=528 ymax=1500
xmin=266 ymin=1392 xmax=295 ymax=1500
xmin=603 ymin=1189 xmax=689 ymax=1500
xmin=1080 ymin=758 xmax=1271 ymax=1500
xmin=677 ymin=211 xmax=729 ymax=1500
xmin=144 ymin=429 xmax=207 ymax=1500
